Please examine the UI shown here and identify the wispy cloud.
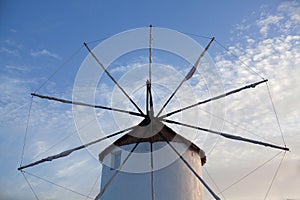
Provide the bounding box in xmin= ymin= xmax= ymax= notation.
xmin=0 ymin=39 xmax=23 ymax=57
xmin=5 ymin=65 xmax=30 ymax=73
xmin=30 ymin=49 xmax=62 ymax=60
xmin=4 ymin=39 xmax=23 ymax=49
xmin=0 ymin=47 xmax=19 ymax=56
xmin=9 ymin=28 xmax=17 ymax=33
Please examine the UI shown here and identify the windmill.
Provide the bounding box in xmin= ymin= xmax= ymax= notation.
xmin=18 ymin=25 xmax=289 ymax=200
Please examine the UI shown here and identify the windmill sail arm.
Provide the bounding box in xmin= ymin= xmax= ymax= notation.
xmin=31 ymin=93 xmax=144 ymax=117
xmin=162 ymin=119 xmax=289 ymax=151
xmin=18 ymin=126 xmax=135 ymax=171
xmin=160 ymin=79 xmax=268 ymax=119
xmin=156 ymin=37 xmax=215 ymax=117
xmin=83 ymin=42 xmax=144 ymax=115
xmin=220 ymin=132 xmax=289 ymax=151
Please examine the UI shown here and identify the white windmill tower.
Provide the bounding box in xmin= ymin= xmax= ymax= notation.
xmin=18 ymin=25 xmax=289 ymax=200
xmin=96 ymin=81 xmax=208 ymax=200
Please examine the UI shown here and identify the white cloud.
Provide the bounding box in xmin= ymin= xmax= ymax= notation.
xmin=278 ymin=1 xmax=300 ymax=24
xmin=110 ymin=64 xmax=131 ymax=74
xmin=255 ymin=1 xmax=300 ymax=38
xmin=5 ymin=65 xmax=30 ymax=73
xmin=9 ymin=28 xmax=17 ymax=33
xmin=30 ymin=49 xmax=62 ymax=60
xmin=0 ymin=47 xmax=19 ymax=56
xmin=256 ymin=15 xmax=283 ymax=37
xmin=206 ymin=2 xmax=300 ymax=199
xmin=56 ymin=159 xmax=89 ymax=177
xmin=4 ymin=39 xmax=23 ymax=49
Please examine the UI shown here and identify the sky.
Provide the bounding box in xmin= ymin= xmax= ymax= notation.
xmin=0 ymin=0 xmax=300 ymax=200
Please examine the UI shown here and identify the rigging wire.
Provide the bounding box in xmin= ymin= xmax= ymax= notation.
xmin=84 ymin=25 xmax=151 ymax=45
xmin=264 ymin=152 xmax=286 ymax=199
xmin=205 ymin=138 xmax=220 ymax=157
xmin=181 ymin=32 xmax=265 ymax=80
xmin=21 ymin=171 xmax=40 ymax=200
xmin=179 ymin=32 xmax=213 ymax=40
xmin=218 ymin=151 xmax=282 ymax=195
xmin=0 ymin=100 xmax=30 ymax=120
xmin=266 ymin=82 xmax=287 ymax=147
xmin=214 ymin=39 xmax=266 ymax=80
xmin=33 ymin=45 xmax=84 ymax=94
xmin=203 ymin=167 xmax=227 ymax=200
xmin=84 ymin=36 xmax=110 ymax=45
xmin=20 ymin=96 xmax=33 ymax=167
xmin=198 ymin=107 xmax=277 ymax=145
xmin=85 ymin=173 xmax=102 ymax=200
xmin=23 ymin=170 xmax=93 ymax=199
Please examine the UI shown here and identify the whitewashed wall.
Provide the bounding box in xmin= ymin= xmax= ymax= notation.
xmin=99 ymin=141 xmax=204 ymax=200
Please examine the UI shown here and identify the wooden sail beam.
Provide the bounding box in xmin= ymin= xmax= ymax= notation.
xmin=84 ymin=42 xmax=145 ymax=115
xmin=18 ymin=126 xmax=136 ymax=171
xmin=159 ymin=79 xmax=268 ymax=119
xmin=162 ymin=119 xmax=289 ymax=151
xmin=156 ymin=37 xmax=215 ymax=117
xmin=31 ymin=93 xmax=144 ymax=117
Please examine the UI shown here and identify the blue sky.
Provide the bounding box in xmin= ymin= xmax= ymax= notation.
xmin=1 ymin=0 xmax=300 ymax=199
